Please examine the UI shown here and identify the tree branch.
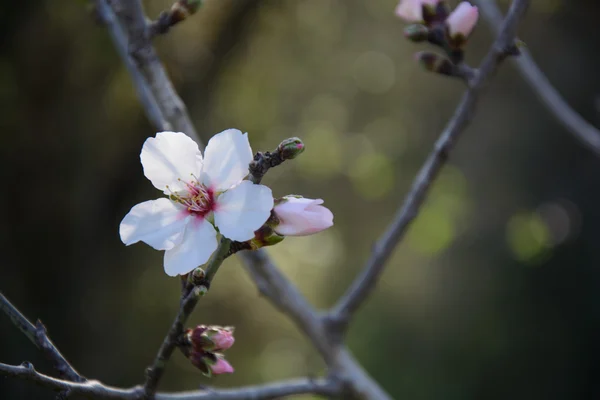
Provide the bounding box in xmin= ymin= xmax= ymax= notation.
xmin=238 ymin=251 xmax=392 ymax=400
xmin=143 ymin=239 xmax=230 ymax=396
xmin=94 ymin=0 xmax=168 ymax=130
xmin=0 ymin=292 xmax=85 ymax=383
xmin=330 ymin=0 xmax=531 ymax=333
xmin=0 ymin=362 xmax=336 ymax=400
xmin=473 ymin=0 xmax=600 ymax=156
xmin=97 ymin=0 xmax=201 ymax=142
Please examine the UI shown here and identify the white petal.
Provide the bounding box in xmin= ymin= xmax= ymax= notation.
xmin=214 ymin=181 xmax=274 ymax=241
xmin=119 ymin=198 xmax=189 ymax=250
xmin=201 ymin=129 xmax=253 ymax=192
xmin=164 ymin=218 xmax=218 ymax=276
xmin=141 ymin=131 xmax=203 ymax=194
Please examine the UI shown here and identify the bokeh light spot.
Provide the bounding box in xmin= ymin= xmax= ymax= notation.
xmin=407 ymin=206 xmax=456 ymax=255
xmin=352 ymin=51 xmax=396 ymax=94
xmin=506 ymin=211 xmax=552 ymax=263
xmin=348 ymin=152 xmax=394 ymax=199
xmin=297 ymin=122 xmax=343 ymax=180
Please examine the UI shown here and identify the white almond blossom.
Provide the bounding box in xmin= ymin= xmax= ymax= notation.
xmin=119 ymin=129 xmax=273 ymax=276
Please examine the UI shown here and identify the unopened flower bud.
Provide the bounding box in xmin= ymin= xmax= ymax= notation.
xmin=189 ymin=350 xmax=233 ymax=376
xmin=189 ymin=325 xmax=235 ymax=352
xmin=403 ymin=24 xmax=429 ymax=42
xmin=273 ymin=196 xmax=333 ymax=236
xmin=209 ymin=357 xmax=234 ymax=375
xmin=210 ymin=329 xmax=235 ymax=351
xmin=185 ymin=325 xmax=236 ymax=377
xmin=278 ymin=137 xmax=305 ymax=160
xmin=446 ymin=2 xmax=478 ymax=41
xmin=173 ymin=0 xmax=202 ymax=16
xmin=395 ymin=0 xmax=442 ymax=23
xmin=414 ymin=51 xmax=455 ymax=76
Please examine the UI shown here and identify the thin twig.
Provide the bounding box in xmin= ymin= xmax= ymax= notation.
xmin=94 ymin=0 xmax=168 ymax=130
xmin=0 ymin=362 xmax=336 ymax=400
xmin=143 ymin=239 xmax=230 ymax=396
xmin=0 ymin=292 xmax=85 ymax=383
xmin=474 ymin=0 xmax=600 ymax=156
xmin=202 ymin=239 xmax=231 ymax=286
xmin=102 ymin=0 xmax=201 ymax=142
xmin=330 ymin=0 xmax=531 ymax=333
xmin=0 ymin=362 xmax=142 ymax=400
xmin=148 ymin=0 xmax=203 ymax=38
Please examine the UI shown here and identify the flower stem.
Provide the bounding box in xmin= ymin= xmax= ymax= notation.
xmin=202 ymin=238 xmax=231 ymax=288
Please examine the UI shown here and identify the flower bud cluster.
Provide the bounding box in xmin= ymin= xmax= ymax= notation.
xmin=395 ymin=0 xmax=481 ymax=76
xmin=184 ymin=325 xmax=235 ymax=376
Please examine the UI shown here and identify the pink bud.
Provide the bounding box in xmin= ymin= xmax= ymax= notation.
xmin=210 ymin=358 xmax=234 ymax=375
xmin=212 ymin=330 xmax=235 ymax=351
xmin=395 ymin=0 xmax=440 ymax=22
xmin=446 ymin=2 xmax=479 ymax=37
xmin=273 ymin=197 xmax=333 ymax=237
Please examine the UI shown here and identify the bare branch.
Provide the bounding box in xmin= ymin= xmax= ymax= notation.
xmin=0 ymin=362 xmax=335 ymax=400
xmin=94 ymin=0 xmax=168 ymax=130
xmin=155 ymin=377 xmax=338 ymax=400
xmin=0 ymin=362 xmax=140 ymax=399
xmin=330 ymin=0 xmax=531 ymax=332
xmin=97 ymin=0 xmax=201 ymax=143
xmin=238 ymin=251 xmax=392 ymax=400
xmin=238 ymin=251 xmax=332 ymax=361
xmin=148 ymin=1 xmax=203 ymax=38
xmin=143 ymin=239 xmax=231 ymax=396
xmin=0 ymin=292 xmax=84 ymax=383
xmin=474 ymin=0 xmax=600 ymax=156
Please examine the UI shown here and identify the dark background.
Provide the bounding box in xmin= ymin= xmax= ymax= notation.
xmin=2 ymin=0 xmax=600 ymax=398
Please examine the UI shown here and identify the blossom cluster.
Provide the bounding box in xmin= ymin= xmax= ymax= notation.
xmin=184 ymin=325 xmax=235 ymax=376
xmin=119 ymin=129 xmax=333 ymax=276
xmin=395 ymin=0 xmax=480 ymax=75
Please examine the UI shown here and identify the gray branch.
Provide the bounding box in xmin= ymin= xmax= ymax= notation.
xmin=143 ymin=239 xmax=231 ymax=396
xmin=474 ymin=0 xmax=600 ymax=155
xmin=239 ymin=251 xmax=392 ymax=400
xmin=96 ymin=0 xmax=201 ymax=141
xmin=0 ymin=362 xmax=336 ymax=400
xmin=330 ymin=0 xmax=531 ymax=332
xmin=0 ymin=292 xmax=84 ymax=383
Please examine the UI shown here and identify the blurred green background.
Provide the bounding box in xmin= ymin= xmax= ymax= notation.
xmin=2 ymin=0 xmax=600 ymax=398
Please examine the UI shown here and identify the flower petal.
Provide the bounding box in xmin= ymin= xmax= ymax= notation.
xmin=141 ymin=131 xmax=203 ymax=194
xmin=273 ymin=197 xmax=334 ymax=236
xmin=446 ymin=2 xmax=479 ymax=37
xmin=201 ymin=129 xmax=253 ymax=191
xmin=119 ymin=198 xmax=189 ymax=250
xmin=214 ymin=181 xmax=274 ymax=241
xmin=164 ymin=218 xmax=218 ymax=276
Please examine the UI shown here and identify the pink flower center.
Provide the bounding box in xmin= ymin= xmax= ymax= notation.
xmin=170 ymin=179 xmax=216 ymax=218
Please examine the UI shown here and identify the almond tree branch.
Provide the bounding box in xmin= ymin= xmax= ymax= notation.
xmin=473 ymin=0 xmax=600 ymax=156
xmin=95 ymin=0 xmax=168 ymax=130
xmin=0 ymin=362 xmax=142 ymax=400
xmin=0 ymin=362 xmax=336 ymax=400
xmin=143 ymin=239 xmax=231 ymax=396
xmin=239 ymin=251 xmax=392 ymax=400
xmin=96 ymin=0 xmax=201 ymax=141
xmin=0 ymin=292 xmax=85 ymax=383
xmin=330 ymin=0 xmax=531 ymax=333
